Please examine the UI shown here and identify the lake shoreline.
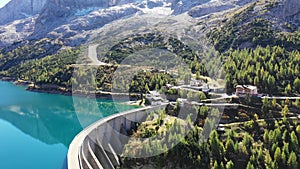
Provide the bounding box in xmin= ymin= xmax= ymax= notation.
xmin=0 ymin=79 xmax=141 ymax=169
xmin=0 ymin=76 xmax=144 ymax=104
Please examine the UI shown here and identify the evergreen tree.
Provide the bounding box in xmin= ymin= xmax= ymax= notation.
xmin=225 ymin=138 xmax=235 ymax=159
xmin=213 ymin=160 xmax=219 ymax=169
xmin=210 ymin=130 xmax=224 ymax=162
xmin=246 ymin=161 xmax=255 ymax=169
xmin=287 ymin=151 xmax=297 ymax=169
xmin=281 ymin=105 xmax=289 ymax=117
xmin=281 ymin=151 xmax=287 ymax=166
xmin=285 ymin=84 xmax=292 ymax=95
xmin=290 ymin=131 xmax=299 ymax=153
xmin=293 ymin=78 xmax=300 ymax=93
xmin=274 ymin=147 xmax=281 ymax=162
xmin=145 ymin=83 xmax=150 ymax=92
xmin=264 ymin=150 xmax=273 ymax=169
xmin=225 ymin=160 xmax=234 ymax=169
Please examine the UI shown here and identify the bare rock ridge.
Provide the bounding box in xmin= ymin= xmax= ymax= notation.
xmin=0 ymin=0 xmax=136 ymax=25
xmin=172 ymin=0 xmax=210 ymax=15
xmin=0 ymin=0 xmax=47 ymax=25
xmin=46 ymin=0 xmax=125 ymax=8
xmin=277 ymin=0 xmax=300 ymax=24
xmin=0 ymin=0 xmax=299 ymax=48
xmin=33 ymin=0 xmax=137 ymax=38
xmin=188 ymin=2 xmax=235 ymax=18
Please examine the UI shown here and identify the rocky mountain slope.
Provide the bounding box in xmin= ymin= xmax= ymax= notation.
xmin=0 ymin=0 xmax=46 ymax=25
xmin=0 ymin=0 xmax=299 ymax=67
xmin=207 ymin=0 xmax=300 ymax=52
xmin=0 ymin=0 xmax=258 ymax=47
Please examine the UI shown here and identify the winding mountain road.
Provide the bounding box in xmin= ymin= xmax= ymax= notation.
xmin=88 ymin=44 xmax=109 ymax=66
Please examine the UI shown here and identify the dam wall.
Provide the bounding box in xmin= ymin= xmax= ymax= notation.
xmin=68 ymin=104 xmax=167 ymax=169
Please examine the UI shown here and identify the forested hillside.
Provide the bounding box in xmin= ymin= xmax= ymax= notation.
xmin=205 ymin=0 xmax=300 ymax=95
xmin=223 ymin=46 xmax=300 ymax=95
xmin=122 ymin=106 xmax=300 ymax=169
xmin=0 ymin=38 xmax=62 ymax=70
xmin=2 ymin=48 xmax=79 ymax=87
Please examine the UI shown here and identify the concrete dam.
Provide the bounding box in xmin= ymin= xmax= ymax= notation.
xmin=67 ymin=104 xmax=167 ymax=169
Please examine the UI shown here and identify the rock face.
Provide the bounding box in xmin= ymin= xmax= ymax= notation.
xmin=0 ymin=0 xmax=46 ymax=25
xmin=46 ymin=0 xmax=128 ymax=8
xmin=0 ymin=17 xmax=36 ymax=46
xmin=33 ymin=0 xmax=136 ymax=37
xmin=188 ymin=2 xmax=235 ymax=18
xmin=282 ymin=0 xmax=300 ymax=16
xmin=0 ymin=0 xmax=299 ymax=48
xmin=279 ymin=0 xmax=300 ymax=24
xmin=46 ymin=5 xmax=140 ymax=46
xmin=0 ymin=0 xmax=135 ymax=25
xmin=172 ymin=0 xmax=210 ymax=15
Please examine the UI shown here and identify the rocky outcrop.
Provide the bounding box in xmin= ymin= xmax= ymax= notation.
xmin=0 ymin=0 xmax=46 ymax=25
xmin=172 ymin=0 xmax=210 ymax=15
xmin=45 ymin=0 xmax=130 ymax=8
xmin=0 ymin=0 xmax=298 ymax=49
xmin=51 ymin=5 xmax=140 ymax=46
xmin=282 ymin=0 xmax=300 ymax=17
xmin=275 ymin=0 xmax=300 ymax=25
xmin=33 ymin=0 xmax=137 ymax=38
xmin=26 ymin=4 xmax=140 ymax=46
xmin=188 ymin=2 xmax=235 ymax=18
xmin=0 ymin=17 xmax=36 ymax=46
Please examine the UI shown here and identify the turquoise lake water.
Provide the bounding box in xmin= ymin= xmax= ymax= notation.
xmin=0 ymin=81 xmax=139 ymax=169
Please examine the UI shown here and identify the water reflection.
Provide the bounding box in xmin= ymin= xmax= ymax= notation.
xmin=0 ymin=97 xmax=82 ymax=147
xmin=0 ymin=81 xmax=139 ymax=147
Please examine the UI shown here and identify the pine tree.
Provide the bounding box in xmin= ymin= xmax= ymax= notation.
xmin=225 ymin=138 xmax=235 ymax=159
xmin=210 ymin=130 xmax=224 ymax=162
xmin=274 ymin=147 xmax=281 ymax=162
xmin=267 ymin=75 xmax=275 ymax=93
xmin=145 ymin=83 xmax=150 ymax=92
xmin=257 ymin=147 xmax=263 ymax=162
xmin=293 ymin=78 xmax=300 ymax=93
xmin=246 ymin=161 xmax=255 ymax=169
xmin=290 ymin=131 xmax=299 ymax=153
xmin=285 ymin=84 xmax=292 ymax=94
xmin=282 ymin=130 xmax=290 ymax=142
xmin=225 ymin=160 xmax=234 ymax=169
xmin=281 ymin=105 xmax=289 ymax=118
xmin=264 ymin=130 xmax=269 ymax=144
xmin=281 ymin=151 xmax=287 ymax=166
xmin=242 ymin=133 xmax=253 ymax=152
xmin=220 ymin=162 xmax=225 ymax=169
xmin=287 ymin=151 xmax=297 ymax=169
xmin=264 ymin=150 xmax=273 ymax=168
xmin=282 ymin=142 xmax=290 ymax=157
xmin=213 ymin=160 xmax=219 ymax=169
